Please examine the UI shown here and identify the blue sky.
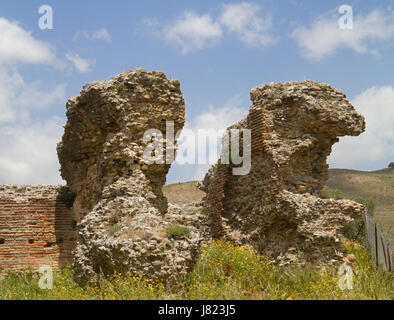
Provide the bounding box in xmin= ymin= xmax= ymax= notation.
xmin=0 ymin=0 xmax=394 ymax=185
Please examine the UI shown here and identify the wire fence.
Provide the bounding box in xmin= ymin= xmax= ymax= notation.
xmin=362 ymin=213 xmax=392 ymax=272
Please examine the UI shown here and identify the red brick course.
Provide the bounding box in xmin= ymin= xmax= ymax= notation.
xmin=0 ymin=196 xmax=76 ymax=274
xmin=206 ymin=107 xmax=272 ymax=240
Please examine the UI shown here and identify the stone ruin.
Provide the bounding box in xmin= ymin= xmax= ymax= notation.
xmin=0 ymin=69 xmax=368 ymax=280
xmin=200 ymin=81 xmax=367 ymax=266
xmin=57 ymin=69 xmax=208 ymax=284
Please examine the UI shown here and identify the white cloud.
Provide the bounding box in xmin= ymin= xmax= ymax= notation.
xmin=65 ymin=52 xmax=94 ymax=73
xmin=219 ymin=2 xmax=278 ymax=48
xmin=92 ymin=28 xmax=111 ymax=41
xmin=0 ymin=118 xmax=64 ymax=185
xmin=329 ymin=86 xmax=394 ymax=170
xmin=192 ymin=96 xmax=248 ymax=131
xmin=142 ymin=2 xmax=277 ymax=54
xmin=0 ymin=67 xmax=66 ymax=184
xmin=162 ymin=11 xmax=223 ymax=54
xmin=190 ymin=102 xmax=248 ymax=181
xmin=0 ymin=17 xmax=56 ymax=65
xmin=169 ymin=94 xmax=249 ymax=182
xmin=73 ymin=28 xmax=111 ymax=42
xmin=16 ymin=84 xmax=65 ymax=110
xmin=0 ymin=18 xmax=67 ymax=185
xmin=0 ymin=67 xmax=65 ymax=125
xmin=292 ymin=9 xmax=394 ymax=60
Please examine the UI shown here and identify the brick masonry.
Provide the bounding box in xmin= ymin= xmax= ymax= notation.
xmin=205 ymin=106 xmax=272 ymax=240
xmin=0 ymin=186 xmax=77 ymax=274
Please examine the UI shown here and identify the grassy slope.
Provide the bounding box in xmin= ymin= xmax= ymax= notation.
xmin=1 ymin=240 xmax=392 ymax=300
xmin=326 ymin=168 xmax=394 ymax=247
xmin=163 ymin=181 xmax=205 ymax=205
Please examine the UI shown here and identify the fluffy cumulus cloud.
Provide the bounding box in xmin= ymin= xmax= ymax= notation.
xmin=0 ymin=17 xmax=56 ymax=65
xmin=0 ymin=17 xmax=94 ymax=73
xmin=329 ymin=86 xmax=394 ymax=170
xmin=292 ymin=9 xmax=394 ymax=60
xmin=0 ymin=67 xmax=66 ymax=184
xmin=161 ymin=11 xmax=223 ymax=54
xmin=0 ymin=67 xmax=65 ymax=126
xmin=219 ymin=2 xmax=277 ymax=48
xmin=0 ymin=18 xmax=66 ymax=184
xmin=0 ymin=118 xmax=64 ymax=185
xmin=143 ymin=2 xmax=277 ymax=54
xmin=65 ymin=52 xmax=94 ymax=73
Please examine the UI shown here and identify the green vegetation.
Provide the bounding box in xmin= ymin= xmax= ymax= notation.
xmin=56 ymin=187 xmax=76 ymax=208
xmin=110 ymin=85 xmax=124 ymax=95
xmin=322 ymin=186 xmax=376 ymax=215
xmin=321 ymin=186 xmax=346 ymax=201
xmin=165 ymin=224 xmax=191 ymax=239
xmin=325 ymin=168 xmax=394 ymax=247
xmin=322 ymin=186 xmax=376 ymax=241
xmin=0 ymin=240 xmax=392 ymax=300
xmin=107 ymin=223 xmax=121 ymax=236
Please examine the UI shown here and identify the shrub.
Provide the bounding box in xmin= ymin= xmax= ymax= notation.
xmin=321 ymin=186 xmax=345 ymax=200
xmin=341 ymin=217 xmax=365 ymax=242
xmin=352 ymin=196 xmax=376 ymax=215
xmin=342 ymin=196 xmax=375 ymax=241
xmin=107 ymin=223 xmax=121 ymax=236
xmin=322 ymin=186 xmax=376 ymax=240
xmin=165 ymin=225 xmax=190 ymax=238
xmin=57 ymin=187 xmax=76 ymax=208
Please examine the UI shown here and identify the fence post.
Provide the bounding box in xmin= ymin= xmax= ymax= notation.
xmin=374 ymin=223 xmax=379 ymax=268
xmin=380 ymin=236 xmax=388 ymax=271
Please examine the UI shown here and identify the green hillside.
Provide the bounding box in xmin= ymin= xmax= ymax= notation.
xmin=164 ymin=168 xmax=394 ymax=247
xmin=326 ymin=167 xmax=394 ymax=247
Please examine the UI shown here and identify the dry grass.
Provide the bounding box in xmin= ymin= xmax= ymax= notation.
xmin=163 ymin=181 xmax=205 ymax=205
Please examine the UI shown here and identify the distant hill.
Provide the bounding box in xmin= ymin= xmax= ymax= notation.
xmin=326 ymin=167 xmax=394 ymax=247
xmin=163 ymin=181 xmax=205 ymax=205
xmin=164 ymin=168 xmax=394 ymax=247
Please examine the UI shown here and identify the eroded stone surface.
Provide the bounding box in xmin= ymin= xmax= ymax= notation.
xmin=0 ymin=185 xmax=62 ymax=200
xmin=58 ymin=69 xmax=208 ymax=284
xmin=201 ymin=81 xmax=367 ymax=266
